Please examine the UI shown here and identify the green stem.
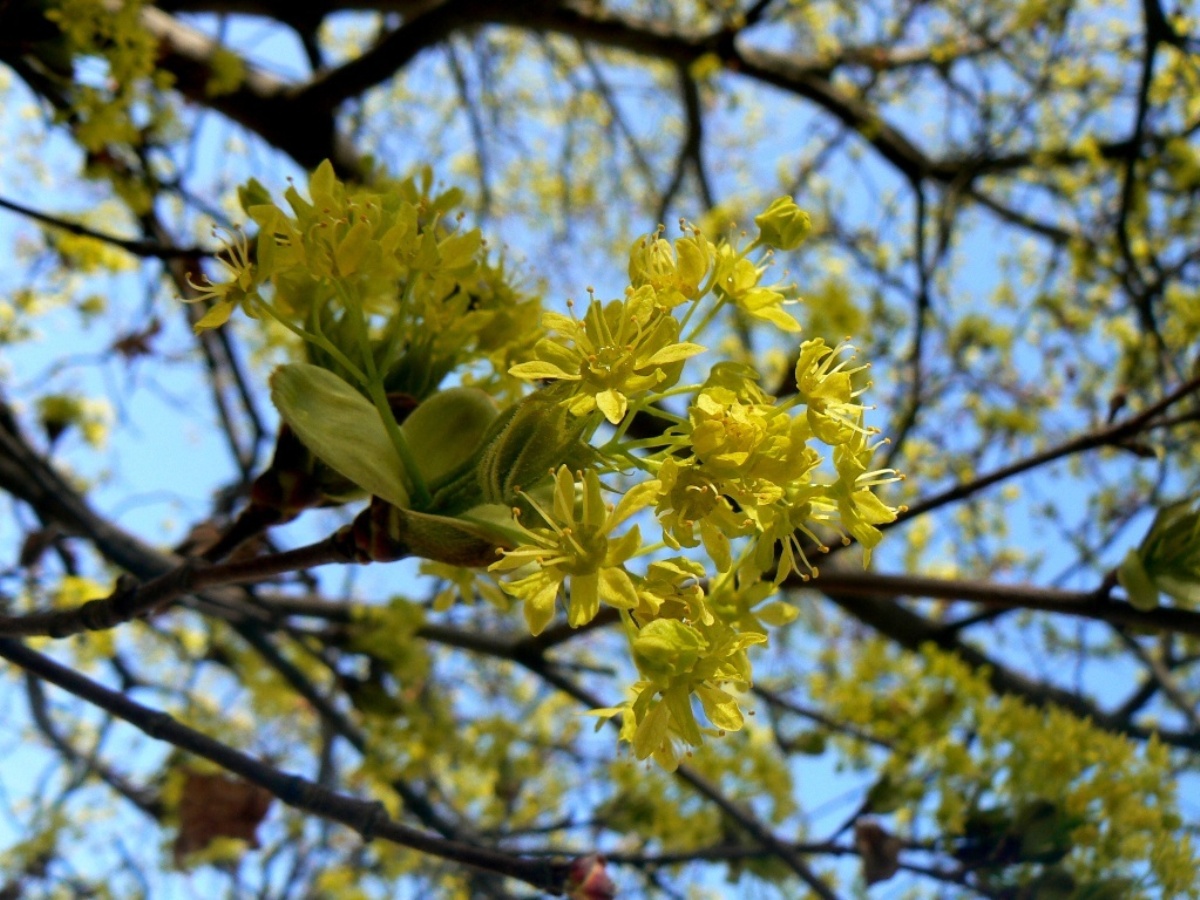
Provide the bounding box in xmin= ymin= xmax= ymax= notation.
xmin=377 ymin=274 xmax=420 ymax=377
xmin=342 ymin=286 xmax=432 ymax=507
xmin=600 ymin=383 xmax=697 ymax=453
xmin=684 ymin=295 xmax=729 ymax=345
xmin=677 ymin=255 xmax=728 ymax=335
xmin=257 ymin=300 xmax=368 ymax=387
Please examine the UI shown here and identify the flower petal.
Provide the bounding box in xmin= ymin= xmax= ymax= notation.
xmin=596 ymin=389 xmax=627 ymax=424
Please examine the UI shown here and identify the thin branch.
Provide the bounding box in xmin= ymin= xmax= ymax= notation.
xmin=1116 ymin=630 xmax=1200 ymax=730
xmin=0 ymin=195 xmax=207 ymax=260
xmin=149 ymin=204 xmax=264 ymax=479
xmin=133 ymin=3 xmax=353 ymax=173
xmin=0 ymin=537 xmax=351 ymax=639
xmin=24 ymin=674 xmax=163 ymax=818
xmin=895 ymin=373 xmax=1200 ymax=525
xmin=0 ymin=637 xmax=570 ymax=894
xmin=297 ymin=0 xmax=478 ymax=114
xmin=810 ymin=569 xmax=1200 ymax=640
xmin=227 ymin=620 xmax=473 ymax=842
xmin=755 ymin=684 xmax=893 ymax=750
xmin=511 ymin=651 xmax=842 ymax=899
xmin=809 ymin=574 xmax=1200 ymax=751
xmin=883 ymin=182 xmax=931 ymax=467
xmin=445 ymin=39 xmax=493 ymax=214
xmin=578 ymin=44 xmax=658 ymax=193
xmin=656 ymin=63 xmax=712 ymax=223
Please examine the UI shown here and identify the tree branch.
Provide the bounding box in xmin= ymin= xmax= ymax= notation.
xmin=0 ymin=538 xmax=351 ymax=639
xmin=0 ymin=195 xmax=207 ymax=260
xmin=0 ymin=637 xmax=570 ymax=894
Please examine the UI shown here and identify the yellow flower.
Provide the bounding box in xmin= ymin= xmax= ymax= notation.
xmin=184 ymin=226 xmax=259 ymax=332
xmin=652 ymin=457 xmax=750 ymax=573
xmin=509 ymin=288 xmax=705 ymax=424
xmin=712 ymin=244 xmax=802 ymax=332
xmin=490 ymin=467 xmax=654 ymax=634
xmin=831 ymin=419 xmax=904 ymax=566
xmin=627 ymin=229 xmax=713 ymax=307
xmin=794 ymin=338 xmax=871 ymax=445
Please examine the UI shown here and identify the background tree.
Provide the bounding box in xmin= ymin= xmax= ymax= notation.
xmin=0 ymin=1 xmax=1199 ymax=897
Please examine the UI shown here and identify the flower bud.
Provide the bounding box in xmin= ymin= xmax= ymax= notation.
xmin=346 ymin=497 xmax=509 ymax=567
xmin=565 ymin=854 xmax=616 ymax=900
xmin=754 ymin=196 xmax=811 ymax=251
xmin=1118 ymin=497 xmax=1200 ymax=610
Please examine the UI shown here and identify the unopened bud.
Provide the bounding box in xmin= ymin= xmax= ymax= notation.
xmin=754 ymin=196 xmax=811 ymax=251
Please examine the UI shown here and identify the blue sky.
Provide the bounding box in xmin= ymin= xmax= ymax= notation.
xmin=0 ymin=4 xmax=1194 ymax=897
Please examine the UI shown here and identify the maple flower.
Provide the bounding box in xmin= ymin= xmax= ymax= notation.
xmin=753 ymin=487 xmax=838 ymax=583
xmin=712 ymin=244 xmax=802 ymax=332
xmin=652 ymin=457 xmax=751 ymax=573
xmin=689 ymin=383 xmax=818 ymax=492
xmin=794 ymin=337 xmax=872 ymax=445
xmin=509 ymin=287 xmax=705 ymax=424
xmin=490 ymin=467 xmax=655 ymax=635
xmin=831 ymin=419 xmax=904 ymax=565
xmin=184 ymin=226 xmax=259 ymax=331
xmin=627 ymin=229 xmax=713 ymax=307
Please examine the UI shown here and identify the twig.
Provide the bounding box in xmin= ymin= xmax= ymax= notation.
xmin=0 ymin=637 xmax=569 ymax=894
xmin=0 ymin=537 xmax=351 ymax=639
xmin=24 ymin=673 xmax=163 ymax=818
xmin=895 ymin=373 xmax=1200 ymax=525
xmin=0 ymin=195 xmax=207 ymax=260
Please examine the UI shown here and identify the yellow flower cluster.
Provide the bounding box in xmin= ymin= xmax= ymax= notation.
xmin=814 ymin=641 xmax=1198 ymax=897
xmin=196 ymin=171 xmax=903 ymax=768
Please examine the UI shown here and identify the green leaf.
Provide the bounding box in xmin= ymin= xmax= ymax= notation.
xmin=1118 ymin=548 xmax=1159 ymax=611
xmin=1156 ymin=575 xmax=1200 ymax=606
xmin=476 ymin=386 xmax=589 ymax=505
xmin=388 ymin=506 xmax=507 ymax=568
xmin=457 ymin=503 xmax=525 ymax=546
xmin=401 ymin=387 xmax=497 ymax=486
xmin=632 ymin=697 xmax=671 ymax=759
xmin=269 ymin=363 xmax=410 ymax=509
xmin=665 ymin=683 xmax=702 ymax=745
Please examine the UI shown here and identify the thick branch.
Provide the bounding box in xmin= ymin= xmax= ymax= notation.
xmin=134 ymin=4 xmax=355 ymax=173
xmin=811 ymin=577 xmax=1200 ymax=751
xmin=896 ymin=373 xmax=1200 ymax=525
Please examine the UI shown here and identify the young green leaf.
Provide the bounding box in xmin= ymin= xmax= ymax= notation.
xmin=400 ymin=387 xmax=498 ymax=486
xmin=269 ymin=363 xmax=410 ymax=509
